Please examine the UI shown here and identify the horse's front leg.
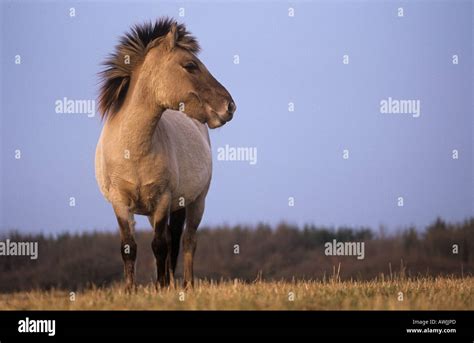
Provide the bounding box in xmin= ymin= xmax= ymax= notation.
xmin=183 ymin=193 xmax=206 ymax=289
xmin=113 ymin=205 xmax=137 ymax=293
xmin=150 ymin=192 xmax=172 ymax=289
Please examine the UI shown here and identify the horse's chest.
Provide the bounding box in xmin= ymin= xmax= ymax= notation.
xmin=108 ymin=165 xmax=170 ymax=216
xmin=121 ymin=180 xmax=165 ymax=216
xmin=131 ymin=184 xmax=163 ymax=215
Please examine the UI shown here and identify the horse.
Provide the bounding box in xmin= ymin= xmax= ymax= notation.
xmin=95 ymin=18 xmax=236 ymax=291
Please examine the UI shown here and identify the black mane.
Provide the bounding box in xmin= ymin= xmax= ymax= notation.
xmin=98 ymin=17 xmax=200 ymax=119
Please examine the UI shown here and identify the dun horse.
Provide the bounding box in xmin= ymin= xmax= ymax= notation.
xmin=95 ymin=18 xmax=236 ymax=290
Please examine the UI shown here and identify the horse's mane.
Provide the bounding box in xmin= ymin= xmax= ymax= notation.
xmin=98 ymin=17 xmax=200 ymax=119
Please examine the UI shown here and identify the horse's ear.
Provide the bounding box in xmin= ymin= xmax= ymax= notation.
xmin=165 ymin=23 xmax=178 ymax=50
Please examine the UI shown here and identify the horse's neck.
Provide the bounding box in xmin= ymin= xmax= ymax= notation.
xmin=106 ymin=65 xmax=167 ymax=157
xmin=113 ymin=95 xmax=165 ymax=157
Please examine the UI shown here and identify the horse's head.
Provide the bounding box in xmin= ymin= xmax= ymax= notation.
xmin=99 ymin=18 xmax=236 ymax=129
xmin=144 ymin=24 xmax=236 ymax=128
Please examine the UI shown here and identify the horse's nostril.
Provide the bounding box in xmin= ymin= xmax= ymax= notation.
xmin=227 ymin=101 xmax=236 ymax=114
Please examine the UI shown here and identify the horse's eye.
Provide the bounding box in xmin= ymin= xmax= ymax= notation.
xmin=183 ymin=61 xmax=198 ymax=72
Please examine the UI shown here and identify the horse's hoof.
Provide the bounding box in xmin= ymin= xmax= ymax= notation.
xmin=183 ymin=281 xmax=194 ymax=290
xmin=155 ymin=280 xmax=171 ymax=291
xmin=125 ymin=283 xmax=137 ymax=294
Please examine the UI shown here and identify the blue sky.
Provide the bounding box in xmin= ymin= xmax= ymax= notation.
xmin=0 ymin=0 xmax=472 ymax=233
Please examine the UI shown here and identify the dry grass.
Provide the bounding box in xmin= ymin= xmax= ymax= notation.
xmin=0 ymin=277 xmax=472 ymax=310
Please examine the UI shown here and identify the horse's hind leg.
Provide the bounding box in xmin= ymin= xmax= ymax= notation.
xmin=183 ymin=193 xmax=206 ymax=289
xmin=169 ymin=208 xmax=186 ymax=276
xmin=113 ymin=204 xmax=137 ymax=293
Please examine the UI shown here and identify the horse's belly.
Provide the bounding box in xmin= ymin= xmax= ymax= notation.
xmin=171 ymin=154 xmax=211 ymax=211
xmin=158 ymin=110 xmax=212 ymax=211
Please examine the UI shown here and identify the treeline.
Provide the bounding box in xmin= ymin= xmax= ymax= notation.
xmin=0 ymin=217 xmax=472 ymax=292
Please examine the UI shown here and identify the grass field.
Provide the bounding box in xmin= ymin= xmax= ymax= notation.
xmin=0 ymin=276 xmax=472 ymax=310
